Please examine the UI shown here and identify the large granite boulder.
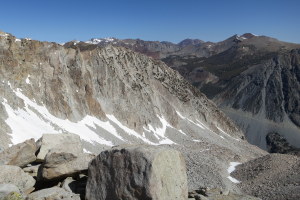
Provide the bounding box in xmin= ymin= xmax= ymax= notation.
xmin=38 ymin=152 xmax=94 ymax=181
xmin=0 ymin=165 xmax=35 ymax=193
xmin=86 ymin=145 xmax=188 ymax=200
xmin=0 ymin=139 xmax=36 ymax=167
xmin=26 ymin=186 xmax=80 ymax=200
xmin=36 ymin=133 xmax=83 ymax=162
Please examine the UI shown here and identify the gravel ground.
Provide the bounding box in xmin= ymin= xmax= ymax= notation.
xmin=232 ymin=153 xmax=300 ymax=200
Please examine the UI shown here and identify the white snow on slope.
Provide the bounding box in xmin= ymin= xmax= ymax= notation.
xmin=106 ymin=114 xmax=154 ymax=144
xmin=3 ymin=88 xmax=116 ymax=146
xmin=217 ymin=126 xmax=240 ymax=141
xmin=227 ymin=162 xmax=241 ymax=183
xmin=176 ymin=111 xmax=207 ymax=130
xmin=143 ymin=115 xmax=176 ymax=145
xmin=2 ymin=87 xmax=178 ymax=146
xmin=25 ymin=75 xmax=30 ymax=84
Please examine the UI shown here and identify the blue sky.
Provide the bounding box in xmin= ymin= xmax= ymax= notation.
xmin=0 ymin=0 xmax=299 ymax=43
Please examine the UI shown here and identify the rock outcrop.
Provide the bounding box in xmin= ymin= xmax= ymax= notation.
xmin=266 ymin=132 xmax=300 ymax=156
xmin=86 ymin=145 xmax=188 ymax=200
xmin=0 ymin=139 xmax=36 ymax=167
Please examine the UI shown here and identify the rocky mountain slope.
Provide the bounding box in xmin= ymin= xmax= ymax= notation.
xmin=82 ymin=33 xmax=300 ymax=151
xmin=0 ymin=31 xmax=265 ymax=192
xmin=163 ymin=35 xmax=300 ymax=150
xmin=232 ymin=153 xmax=300 ymax=200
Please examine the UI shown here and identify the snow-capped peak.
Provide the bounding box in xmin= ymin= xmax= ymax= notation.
xmin=85 ymin=37 xmax=117 ymax=45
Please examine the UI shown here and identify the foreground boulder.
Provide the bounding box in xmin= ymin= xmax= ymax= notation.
xmin=86 ymin=145 xmax=188 ymax=200
xmin=26 ymin=186 xmax=80 ymax=200
xmin=38 ymin=152 xmax=94 ymax=181
xmin=36 ymin=133 xmax=83 ymax=161
xmin=0 ymin=165 xmax=35 ymax=193
xmin=0 ymin=139 xmax=36 ymax=167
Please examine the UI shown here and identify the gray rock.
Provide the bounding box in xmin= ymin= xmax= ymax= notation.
xmin=0 ymin=165 xmax=35 ymax=193
xmin=86 ymin=145 xmax=188 ymax=200
xmin=195 ymin=194 xmax=208 ymax=200
xmin=36 ymin=133 xmax=83 ymax=162
xmin=0 ymin=184 xmax=20 ymax=199
xmin=0 ymin=139 xmax=36 ymax=167
xmin=22 ymin=164 xmax=40 ymax=177
xmin=0 ymin=191 xmax=24 ymax=200
xmin=39 ymin=152 xmax=94 ymax=181
xmin=26 ymin=186 xmax=80 ymax=200
xmin=61 ymin=176 xmax=87 ymax=199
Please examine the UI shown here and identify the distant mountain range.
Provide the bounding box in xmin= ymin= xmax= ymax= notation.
xmin=66 ymin=33 xmax=300 ymax=150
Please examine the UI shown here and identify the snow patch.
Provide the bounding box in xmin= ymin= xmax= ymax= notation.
xmin=178 ymin=129 xmax=187 ymax=135
xmin=15 ymin=38 xmax=21 ymax=42
xmin=143 ymin=115 xmax=176 ymax=145
xmin=176 ymin=111 xmax=206 ymax=130
xmin=106 ymin=114 xmax=153 ymax=144
xmin=25 ymin=75 xmax=30 ymax=84
xmin=227 ymin=162 xmax=241 ymax=183
xmin=217 ymin=126 xmax=240 ymax=141
xmin=3 ymin=88 xmax=114 ymax=146
xmin=83 ymin=149 xmax=92 ymax=154
xmin=193 ymin=139 xmax=202 ymax=142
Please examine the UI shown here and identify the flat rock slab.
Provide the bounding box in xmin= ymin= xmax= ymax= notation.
xmin=0 ymin=139 xmax=36 ymax=167
xmin=26 ymin=186 xmax=80 ymax=200
xmin=36 ymin=133 xmax=83 ymax=161
xmin=86 ymin=145 xmax=188 ymax=200
xmin=0 ymin=165 xmax=35 ymax=193
xmin=39 ymin=152 xmax=94 ymax=181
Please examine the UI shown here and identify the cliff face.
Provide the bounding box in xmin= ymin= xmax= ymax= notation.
xmin=214 ymin=49 xmax=300 ymax=149
xmin=0 ymin=32 xmax=251 ymax=152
